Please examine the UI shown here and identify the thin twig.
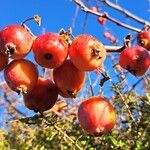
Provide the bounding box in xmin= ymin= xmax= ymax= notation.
xmin=101 ymin=0 xmax=150 ymax=26
xmin=82 ymin=13 xmax=89 ymax=33
xmin=72 ymin=5 xmax=80 ymax=28
xmin=126 ymin=78 xmax=144 ymax=94
xmin=116 ymin=89 xmax=138 ymax=126
xmin=140 ymin=122 xmax=150 ymax=140
xmin=74 ymin=0 xmax=141 ymax=32
xmin=87 ymin=72 xmax=94 ymax=96
xmin=105 ymin=45 xmax=123 ymax=52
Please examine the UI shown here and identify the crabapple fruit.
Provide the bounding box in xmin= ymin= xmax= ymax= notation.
xmin=119 ymin=46 xmax=150 ymax=76
xmin=69 ymin=34 xmax=106 ymax=71
xmin=0 ymin=25 xmax=34 ymax=59
xmin=78 ymin=96 xmax=116 ymax=136
xmin=137 ymin=30 xmax=150 ymax=51
xmin=23 ymin=77 xmax=58 ymax=112
xmin=53 ymin=59 xmax=85 ymax=98
xmin=4 ymin=59 xmax=38 ymax=94
xmin=32 ymin=32 xmax=69 ymax=69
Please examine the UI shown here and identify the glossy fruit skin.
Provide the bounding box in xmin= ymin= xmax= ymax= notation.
xmin=69 ymin=34 xmax=106 ymax=71
xmin=23 ymin=77 xmax=58 ymax=112
xmin=137 ymin=30 xmax=150 ymax=51
xmin=0 ymin=25 xmax=34 ymax=59
xmin=119 ymin=46 xmax=150 ymax=76
xmin=78 ymin=96 xmax=116 ymax=136
xmin=0 ymin=51 xmax=8 ymax=71
xmin=32 ymin=32 xmax=68 ymax=69
xmin=53 ymin=59 xmax=85 ymax=98
xmin=4 ymin=59 xmax=38 ymax=94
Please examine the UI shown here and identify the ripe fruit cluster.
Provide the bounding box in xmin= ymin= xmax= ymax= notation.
xmin=0 ymin=16 xmax=149 ymax=136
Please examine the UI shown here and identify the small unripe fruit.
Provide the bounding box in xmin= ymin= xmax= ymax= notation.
xmin=78 ymin=96 xmax=116 ymax=136
xmin=23 ymin=77 xmax=58 ymax=112
xmin=0 ymin=25 xmax=34 ymax=59
xmin=53 ymin=59 xmax=85 ymax=98
xmin=32 ymin=32 xmax=69 ymax=69
xmin=119 ymin=46 xmax=150 ymax=76
xmin=69 ymin=34 xmax=106 ymax=71
xmin=4 ymin=59 xmax=38 ymax=94
xmin=97 ymin=16 xmax=106 ymax=25
xmin=0 ymin=51 xmax=8 ymax=71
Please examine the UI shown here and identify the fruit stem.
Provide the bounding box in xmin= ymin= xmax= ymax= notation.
xmin=21 ymin=15 xmax=41 ymax=38
xmin=21 ymin=15 xmax=41 ymax=26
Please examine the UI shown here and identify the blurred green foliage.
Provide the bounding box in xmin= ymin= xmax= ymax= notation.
xmin=0 ymin=93 xmax=149 ymax=150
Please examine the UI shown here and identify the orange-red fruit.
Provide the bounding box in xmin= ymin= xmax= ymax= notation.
xmin=0 ymin=51 xmax=8 ymax=71
xmin=97 ymin=16 xmax=106 ymax=25
xmin=53 ymin=59 xmax=85 ymax=98
xmin=32 ymin=32 xmax=68 ymax=69
xmin=23 ymin=77 xmax=58 ymax=112
xmin=137 ymin=30 xmax=150 ymax=51
xmin=119 ymin=46 xmax=150 ymax=76
xmin=0 ymin=25 xmax=34 ymax=59
xmin=69 ymin=34 xmax=106 ymax=71
xmin=78 ymin=96 xmax=116 ymax=136
xmin=4 ymin=59 xmax=38 ymax=94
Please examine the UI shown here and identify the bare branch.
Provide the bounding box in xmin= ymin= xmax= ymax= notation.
xmin=105 ymin=45 xmax=123 ymax=52
xmin=74 ymin=0 xmax=141 ymax=32
xmin=101 ymin=0 xmax=150 ymax=26
xmin=87 ymin=72 xmax=94 ymax=96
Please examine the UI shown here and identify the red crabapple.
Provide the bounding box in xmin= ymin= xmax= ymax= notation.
xmin=119 ymin=46 xmax=150 ymax=76
xmin=0 ymin=25 xmax=34 ymax=59
xmin=4 ymin=59 xmax=38 ymax=94
xmin=23 ymin=77 xmax=58 ymax=112
xmin=53 ymin=59 xmax=85 ymax=98
xmin=78 ymin=96 xmax=116 ymax=136
xmin=69 ymin=34 xmax=106 ymax=71
xmin=32 ymin=32 xmax=69 ymax=69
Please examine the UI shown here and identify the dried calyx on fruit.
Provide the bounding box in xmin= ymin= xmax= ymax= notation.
xmin=0 ymin=15 xmax=41 ymax=59
xmin=32 ymin=29 xmax=71 ymax=69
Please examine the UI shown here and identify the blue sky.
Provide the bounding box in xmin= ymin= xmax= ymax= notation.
xmin=0 ymin=0 xmax=149 ymax=93
xmin=0 ymin=0 xmax=149 ymax=125
xmin=0 ymin=0 xmax=149 ymax=43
